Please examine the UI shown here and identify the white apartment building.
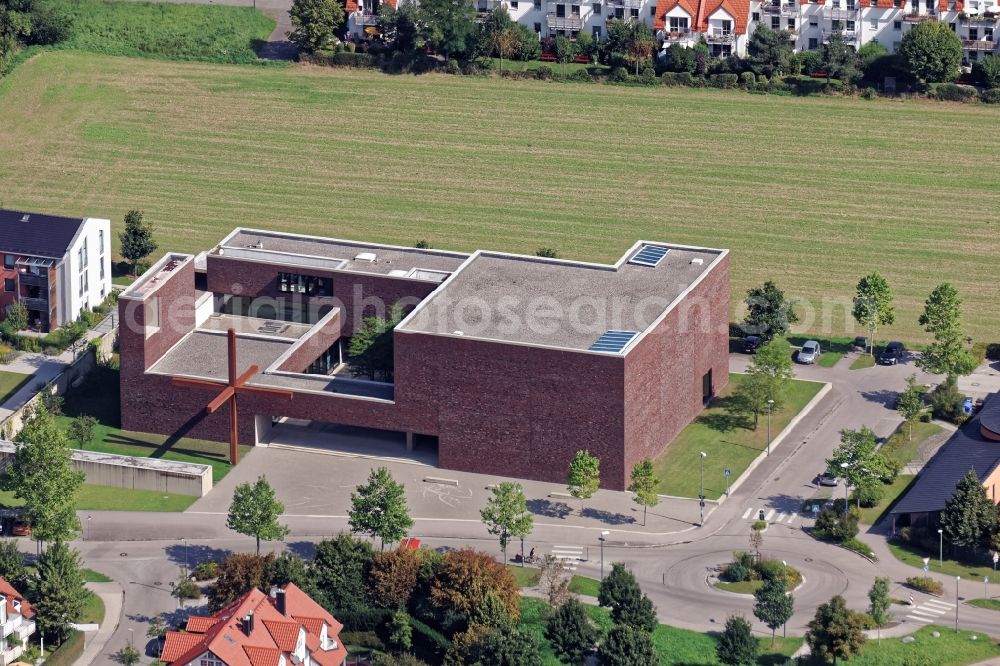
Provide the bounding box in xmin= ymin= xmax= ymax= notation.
xmin=343 ymin=0 xmax=1000 ymax=59
xmin=0 ymin=578 xmax=36 ymax=666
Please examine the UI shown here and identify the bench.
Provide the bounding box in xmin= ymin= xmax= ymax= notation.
xmin=539 ymin=52 xmax=557 ymax=62
xmin=573 ymin=54 xmax=591 ymax=64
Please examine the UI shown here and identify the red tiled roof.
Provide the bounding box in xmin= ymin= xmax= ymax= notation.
xmin=939 ymin=0 xmax=962 ymax=10
xmin=345 ymin=0 xmax=359 ymax=12
xmin=699 ymin=0 xmax=751 ymax=34
xmin=294 ymin=617 xmax=324 ymax=637
xmin=244 ymin=646 xmax=281 ymax=666
xmin=0 ymin=578 xmax=33 ymax=620
xmin=654 ymin=0 xmax=699 ymax=29
xmin=262 ymin=620 xmax=300 ymax=652
xmin=186 ymin=616 xmax=221 ymax=633
xmin=161 ymin=632 xmax=205 ymax=662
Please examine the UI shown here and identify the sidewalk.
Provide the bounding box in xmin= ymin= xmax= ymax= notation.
xmin=74 ymin=581 xmax=123 ymax=666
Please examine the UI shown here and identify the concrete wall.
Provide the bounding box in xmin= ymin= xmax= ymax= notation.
xmin=0 ymin=442 xmax=211 ymax=497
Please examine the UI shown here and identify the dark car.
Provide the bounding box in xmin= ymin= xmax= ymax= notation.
xmin=878 ymin=341 xmax=904 ymax=365
xmin=742 ymin=336 xmax=762 ymax=353
xmin=11 ymin=520 xmax=30 ymax=537
xmin=853 ymin=336 xmax=868 ymax=351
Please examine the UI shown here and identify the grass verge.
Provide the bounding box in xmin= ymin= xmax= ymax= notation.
xmin=888 ymin=541 xmax=1000 ymax=581
xmin=857 ymin=475 xmax=916 ymax=526
xmin=0 ymin=370 xmax=32 ymax=405
xmin=507 ymin=565 xmax=541 ymax=588
xmin=79 ymin=589 xmax=105 ymax=625
xmin=880 ymin=421 xmax=944 ymax=469
xmin=0 ymin=481 xmax=196 ymax=511
xmin=850 ymin=354 xmax=877 ymax=370
xmin=82 ymin=568 xmax=113 ymax=583
xmin=714 ymin=579 xmax=762 ymax=595
xmin=799 ymin=625 xmax=1000 ymax=666
xmin=967 ymin=598 xmax=1000 ymax=611
xmin=653 ymin=375 xmax=824 ymax=499
xmin=568 ymin=575 xmax=600 ymax=597
xmin=519 ymin=597 xmax=802 ymax=666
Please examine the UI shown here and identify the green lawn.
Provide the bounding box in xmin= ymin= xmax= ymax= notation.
xmin=567 ymin=575 xmax=601 ymax=597
xmin=507 ymin=565 xmax=541 ymax=588
xmin=967 ymin=598 xmax=1000 ymax=611
xmin=40 ymin=0 xmax=275 ymax=64
xmin=786 ymin=334 xmax=853 ymax=368
xmin=857 ymin=475 xmax=916 ymax=526
xmin=888 ymin=541 xmax=1000 ymax=581
xmin=1 ymin=52 xmax=998 ymax=342
xmin=485 ymin=57 xmax=607 ymax=74
xmin=714 ymin=579 xmax=762 ymax=595
xmin=79 ymin=590 xmax=105 ymax=625
xmin=801 ymin=625 xmax=1000 ymax=666
xmin=0 ymin=481 xmax=196 ymax=511
xmin=58 ymin=366 xmax=247 ymax=483
xmin=880 ymin=420 xmax=944 ymax=468
xmin=520 ymin=597 xmax=801 ymax=666
xmin=850 ymin=353 xmax=877 ymax=370
xmin=82 ymin=568 xmax=113 ymax=583
xmin=654 ymin=375 xmax=824 ymax=499
xmin=0 ymin=370 xmax=32 ymax=406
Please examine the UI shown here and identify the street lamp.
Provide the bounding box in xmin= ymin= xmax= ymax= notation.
xmin=782 ymin=560 xmax=788 ymax=639
xmin=599 ymin=531 xmax=610 ymax=580
xmin=699 ymin=452 xmax=708 ymax=526
xmin=955 ymin=576 xmax=960 ymax=633
xmin=840 ymin=462 xmax=850 ymax=515
xmin=938 ymin=529 xmax=944 ymax=568
xmin=766 ymin=400 xmax=774 ymax=455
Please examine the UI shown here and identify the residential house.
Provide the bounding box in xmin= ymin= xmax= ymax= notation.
xmin=0 ymin=577 xmax=36 ymax=666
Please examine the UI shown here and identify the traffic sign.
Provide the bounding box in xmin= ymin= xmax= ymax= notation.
xmin=724 ymin=468 xmax=731 ymax=477
xmin=700 ymin=499 xmax=706 ymax=508
xmin=994 ymin=552 xmax=998 ymax=564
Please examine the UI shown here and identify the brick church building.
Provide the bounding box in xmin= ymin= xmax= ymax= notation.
xmin=118 ymin=228 xmax=729 ymax=490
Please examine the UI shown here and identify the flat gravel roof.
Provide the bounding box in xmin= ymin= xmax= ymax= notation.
xmin=220 ymin=229 xmax=468 ymax=277
xmin=399 ymin=245 xmax=722 ymax=352
xmin=150 ymin=331 xmax=293 ymax=381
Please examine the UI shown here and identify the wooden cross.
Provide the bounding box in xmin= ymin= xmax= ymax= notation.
xmin=172 ymin=328 xmax=293 ymax=464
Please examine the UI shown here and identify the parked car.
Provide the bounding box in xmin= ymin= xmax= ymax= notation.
xmin=742 ymin=336 xmax=762 ymax=353
xmin=817 ymin=472 xmax=841 ymax=487
xmin=11 ymin=520 xmax=30 ymax=537
xmin=878 ymin=341 xmax=905 ymax=365
xmin=797 ymin=340 xmax=821 ymax=364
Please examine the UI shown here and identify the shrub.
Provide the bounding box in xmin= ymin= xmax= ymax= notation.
xmin=739 ymin=71 xmax=756 ymax=87
xmin=173 ymin=578 xmax=201 ymax=600
xmin=675 ymin=71 xmax=695 ymax=86
xmin=535 ymin=65 xmax=555 ymax=80
xmin=339 ymin=630 xmax=383 ymax=650
xmin=752 ymin=519 xmax=767 ymax=531
xmin=445 ymin=59 xmax=461 ymax=75
xmin=853 ymin=482 xmax=884 ymax=508
xmin=971 ymin=341 xmax=988 ymax=365
xmin=429 ymin=548 xmax=520 ymax=631
xmin=608 ymin=66 xmax=629 ymax=83
xmin=841 ymin=538 xmax=877 ymax=560
xmin=929 ymin=376 xmax=965 ymax=422
xmin=337 ymin=605 xmax=392 ymax=632
xmin=192 ymin=561 xmax=219 ymax=581
xmin=812 ymin=503 xmax=860 ymax=542
xmin=0 ymin=347 xmax=18 ymax=365
xmin=723 ymin=559 xmax=752 ymax=583
xmin=660 ymin=72 xmax=679 ymax=86
xmin=906 ymin=576 xmax=943 ymax=595
xmin=638 ymin=67 xmax=657 ymax=86
xmin=862 ymin=86 xmax=878 ymax=99
xmin=983 ymin=88 xmax=1000 ymax=104
xmin=567 ymin=69 xmax=593 ymax=83
xmin=987 ymin=343 xmax=1000 ymax=361
xmin=933 ymin=82 xmax=978 ymax=103
xmin=718 ymin=73 xmax=739 ymax=88
xmin=40 ymin=630 xmax=83 ymax=666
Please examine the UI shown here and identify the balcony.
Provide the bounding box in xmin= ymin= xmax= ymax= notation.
xmin=16 ymin=273 xmax=47 ymax=289
xmin=547 ymin=13 xmax=583 ymax=29
xmin=824 ymin=28 xmax=858 ymax=40
xmin=663 ymin=28 xmax=692 ymax=40
xmin=762 ymin=1 xmax=799 ymax=14
xmin=606 ymin=0 xmax=642 ymax=7
xmin=963 ymin=37 xmax=996 ymax=48
xmin=354 ymin=12 xmax=378 ymax=26
xmin=903 ymin=11 xmax=937 ymax=20
xmin=828 ymin=7 xmax=860 ymax=19
xmin=20 ymin=297 xmax=49 ymax=313
xmin=2 ymin=643 xmax=24 ymax=666
xmin=705 ymin=31 xmax=735 ymax=42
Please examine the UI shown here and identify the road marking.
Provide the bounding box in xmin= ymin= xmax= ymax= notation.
xmin=774 ymin=512 xmax=787 ymax=523
xmin=764 ymin=509 xmax=775 ymax=521
xmin=924 ymin=599 xmax=955 ymax=610
xmin=905 ymin=613 xmax=934 ymax=623
xmin=785 ymin=513 xmax=797 ymax=525
xmin=910 ymin=608 xmax=945 ymax=618
xmin=741 ymin=507 xmax=754 ymax=520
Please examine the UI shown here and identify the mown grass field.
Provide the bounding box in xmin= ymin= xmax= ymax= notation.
xmin=1 ymin=52 xmax=998 ymax=341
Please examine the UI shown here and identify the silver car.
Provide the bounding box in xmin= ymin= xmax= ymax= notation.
xmin=798 ymin=340 xmax=821 ymax=364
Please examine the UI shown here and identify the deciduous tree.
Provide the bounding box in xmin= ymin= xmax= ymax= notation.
xmin=31 ymin=542 xmax=86 ymax=643
xmin=895 ymin=374 xmax=926 ymax=440
xmin=852 ymin=271 xmax=895 ymax=356
xmin=898 ymin=20 xmax=962 ymax=83
xmin=567 ymin=450 xmax=600 ymax=515
xmin=826 ymin=427 xmax=895 ymax=501
xmin=743 ymin=281 xmax=798 ymax=342
xmin=207 ymin=553 xmax=274 ymax=611
xmin=546 ymin=598 xmax=598 ymax=665
xmin=118 ymin=210 xmax=157 ymax=276
xmin=310 ymin=534 xmax=374 ymax=616
xmin=917 ymin=283 xmax=976 ymax=378
xmin=628 ymin=458 xmax=658 ymax=526
xmin=480 ymin=481 xmax=533 ymax=563
xmin=538 ymin=554 xmax=571 ymax=608
xmin=4 ymin=302 xmax=27 ymax=332
xmin=729 ymin=340 xmax=793 ymax=429
xmin=430 ymin=548 xmax=520 ymax=629
xmin=4 ymin=405 xmax=84 ymax=547
xmin=348 ymin=304 xmax=404 ymax=381
xmin=226 ymin=475 xmax=289 ymax=555
xmin=348 ymin=466 xmax=413 ymax=550
xmin=623 ymin=21 xmax=656 ymax=76
xmin=753 ymin=577 xmax=793 ymax=645
xmin=717 ymin=615 xmax=759 ymax=666
xmin=867 ymin=576 xmax=891 ymax=632
xmin=288 ymin=0 xmax=344 ymax=53
xmin=973 ymin=53 xmax=1000 ymax=88
xmin=367 ymin=546 xmax=420 ymax=608
xmin=418 ymin=0 xmax=476 ymax=60
xmin=66 ymin=414 xmax=97 ymax=450
xmin=806 ymin=595 xmax=867 ymax=663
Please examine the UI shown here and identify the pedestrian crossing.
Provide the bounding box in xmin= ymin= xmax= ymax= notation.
xmin=740 ymin=506 xmax=799 ymax=525
xmin=905 ymin=597 xmax=955 ymax=624
xmin=551 ymin=545 xmax=584 ymax=571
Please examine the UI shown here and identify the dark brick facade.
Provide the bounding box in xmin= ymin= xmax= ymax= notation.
xmin=120 ymin=250 xmax=729 ymax=491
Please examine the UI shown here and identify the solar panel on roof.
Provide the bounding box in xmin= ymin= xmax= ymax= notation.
xmin=589 ymin=330 xmax=639 ymax=353
xmin=628 ymin=245 xmax=669 ymax=267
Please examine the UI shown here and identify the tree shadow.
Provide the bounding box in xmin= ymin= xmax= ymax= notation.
xmin=526 ymin=498 xmax=572 ymax=519
xmin=860 ymin=389 xmax=899 ymax=409
xmin=164 ymin=543 xmax=231 ymax=569
xmin=287 ymin=541 xmax=317 ymax=560
xmin=697 ymin=410 xmax=752 ymax=434
xmin=581 ymin=508 xmax=636 ymax=525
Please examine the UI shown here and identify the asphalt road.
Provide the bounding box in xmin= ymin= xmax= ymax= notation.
xmin=59 ymin=350 xmax=1000 ymax=663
